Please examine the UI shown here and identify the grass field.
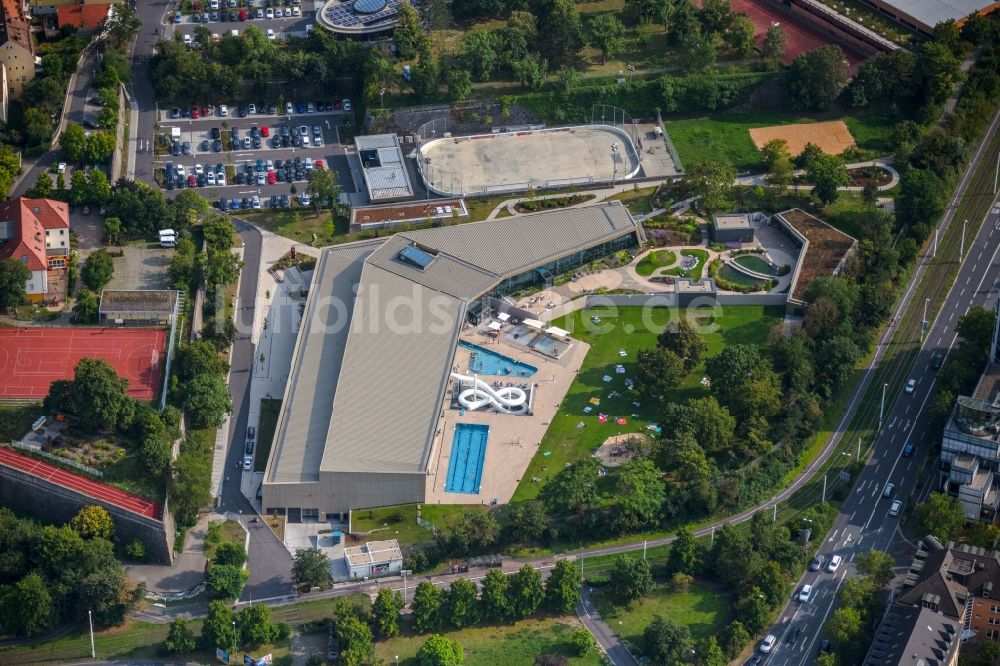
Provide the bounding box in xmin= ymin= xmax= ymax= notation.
xmin=511 ymin=305 xmax=784 ymax=501
xmin=254 ymin=398 xmax=281 ymax=472
xmin=0 ymin=405 xmax=43 ymax=441
xmin=204 ymin=519 xmax=246 ymax=562
xmin=635 ymin=249 xmax=676 ymax=276
xmin=350 ymin=503 xmax=489 ymax=548
xmin=374 ymin=616 xmax=603 ymax=665
xmin=662 ymin=248 xmax=709 ymax=281
xmin=592 ymin=580 xmax=732 ymax=653
xmin=666 ymin=109 xmax=900 ymax=169
xmin=608 ymin=185 xmax=659 ymax=215
xmin=733 ymin=255 xmax=774 ymax=274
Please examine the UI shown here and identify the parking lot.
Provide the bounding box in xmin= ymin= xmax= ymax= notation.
xmin=156 ymin=101 xmax=356 ymax=207
xmin=170 ymin=0 xmax=314 ymax=42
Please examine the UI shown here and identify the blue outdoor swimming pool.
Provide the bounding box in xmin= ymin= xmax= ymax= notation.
xmin=459 ymin=340 xmax=537 ymax=377
xmin=446 ymin=424 xmax=489 ymax=494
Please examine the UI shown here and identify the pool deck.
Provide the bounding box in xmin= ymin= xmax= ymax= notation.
xmin=425 ymin=326 xmax=590 ymax=506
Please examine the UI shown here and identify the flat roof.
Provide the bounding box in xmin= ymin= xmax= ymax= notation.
xmin=99 ymin=289 xmax=178 ymax=315
xmin=344 ymin=539 xmax=403 ymax=566
xmin=875 ymin=0 xmax=999 ymax=30
xmin=712 ymin=214 xmax=751 ymax=230
xmin=355 ymin=134 xmax=414 ymax=201
xmin=266 ymin=203 xmax=639 ymax=484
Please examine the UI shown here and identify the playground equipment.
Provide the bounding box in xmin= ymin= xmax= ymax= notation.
xmin=451 ymin=372 xmax=528 ymax=414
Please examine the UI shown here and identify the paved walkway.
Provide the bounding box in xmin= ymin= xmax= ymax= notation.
xmin=578 ymin=586 xmax=639 ymax=666
xmin=734 ymin=158 xmax=900 ymax=192
xmin=125 ymin=512 xmax=222 ymax=594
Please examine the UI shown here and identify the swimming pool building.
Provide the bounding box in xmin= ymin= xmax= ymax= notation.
xmin=261 ymin=202 xmax=643 ymax=521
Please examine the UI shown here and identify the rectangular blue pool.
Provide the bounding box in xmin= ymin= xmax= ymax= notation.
xmin=459 ymin=340 xmax=537 ymax=377
xmin=445 ymin=424 xmax=489 ymax=494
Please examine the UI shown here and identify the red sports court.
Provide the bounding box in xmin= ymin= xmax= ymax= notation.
xmin=0 ymin=447 xmax=163 ymax=519
xmin=0 ymin=327 xmax=166 ymax=400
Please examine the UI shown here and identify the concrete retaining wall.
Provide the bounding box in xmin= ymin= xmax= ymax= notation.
xmin=537 ymin=291 xmax=789 ymax=322
xmin=0 ymin=463 xmax=175 ymax=564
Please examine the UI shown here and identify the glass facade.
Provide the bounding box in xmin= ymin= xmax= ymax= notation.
xmin=492 ymin=233 xmax=638 ymax=297
xmin=942 ymin=426 xmax=1000 ymax=466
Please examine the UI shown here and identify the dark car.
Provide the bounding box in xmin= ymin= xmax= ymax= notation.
xmin=181 ymin=106 xmax=191 ymax=118
xmin=270 ymin=194 xmax=279 ymax=208
xmin=280 ymin=125 xmax=289 ymax=136
xmin=281 ymin=194 xmax=290 ymax=207
xmin=275 ymin=170 xmax=284 ymax=182
xmin=172 ymin=141 xmax=182 ymax=156
xmin=267 ymin=105 xmax=277 ymax=115
xmin=236 ymin=171 xmax=246 ymax=184
xmin=211 ymin=127 xmax=221 ymax=139
xmin=170 ymin=106 xmax=181 ymax=117
xmin=165 ymin=177 xmax=174 ymax=190
xmin=250 ymin=126 xmax=260 ymax=139
xmin=231 ymin=197 xmax=239 ymax=209
xmin=903 ymin=442 xmax=915 ymax=457
xmin=280 ymin=135 xmax=289 ymax=147
xmin=808 ymin=554 xmax=825 ymax=571
xmin=198 ymin=173 xmax=207 ymax=187
xmin=238 ymin=105 xmax=248 ymax=117
xmin=219 ymin=198 xmax=229 ymax=211
xmin=252 ymin=137 xmax=261 ymax=149
xmin=200 ymin=140 xmax=210 ymax=152
xmin=212 ymin=139 xmax=223 ymax=152
xmin=818 ymin=640 xmax=832 ymax=655
xmin=230 ymin=126 xmax=239 ymax=141
xmin=177 ymin=175 xmax=187 ymax=189
xmin=786 ymin=627 xmax=801 ymax=644
xmin=931 ymin=352 xmax=944 ymax=369
xmin=245 ymin=440 xmax=254 ymax=454
xmin=220 ymin=11 xmax=229 ymax=21
xmin=241 ymin=197 xmax=250 ymax=209
xmin=295 ymin=101 xmax=305 ymax=114
xmin=291 ymin=135 xmax=301 ymax=147
xmin=256 ymin=158 xmax=264 ymax=172
xmin=182 ymin=141 xmax=191 ymax=155
xmin=274 ymin=159 xmax=283 ymax=169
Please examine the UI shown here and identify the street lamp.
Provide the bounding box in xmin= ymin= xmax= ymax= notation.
xmin=923 ymin=297 xmax=930 ymax=338
xmin=611 ymin=143 xmax=618 ymax=186
xmin=880 ymin=382 xmax=887 ymax=428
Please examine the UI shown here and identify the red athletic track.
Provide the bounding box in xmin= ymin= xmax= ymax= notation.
xmin=0 ymin=447 xmax=163 ymax=519
xmin=0 ymin=327 xmax=165 ymax=400
xmin=698 ymin=0 xmax=866 ymax=73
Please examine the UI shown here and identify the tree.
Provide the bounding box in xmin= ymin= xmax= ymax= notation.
xmin=826 ymin=606 xmax=864 ymax=646
xmin=611 ymin=554 xmax=652 ymax=606
xmin=857 ymin=549 xmax=894 ymax=591
xmin=759 ymin=139 xmax=791 ymax=169
xmin=61 ymin=123 xmax=87 ymax=162
xmin=140 ymin=431 xmax=171 ymax=477
xmin=507 ymin=564 xmax=544 ymax=619
xmin=666 ymin=526 xmax=701 ymax=576
xmin=615 ymin=459 xmax=666 ymax=531
xmin=0 ymin=258 xmax=31 ymax=311
xmin=570 ymin=628 xmax=595 ymax=656
xmin=509 ymin=501 xmax=547 ymax=543
xmin=71 ymin=505 xmax=115 ymax=540
xmin=957 ymin=306 xmax=997 ymax=350
xmin=237 ymin=603 xmax=277 ymax=648
xmin=411 ymin=46 xmax=440 ymax=100
xmin=104 ymin=4 xmax=141 ymax=48
xmin=721 ymin=621 xmax=751 ymax=659
xmin=706 ymin=344 xmax=780 ymax=419
xmin=206 ymin=564 xmax=248 ymax=600
xmin=762 ymin=23 xmax=788 ymax=62
xmin=214 ymin=542 xmax=247 ymax=568
xmin=82 ymin=249 xmax=115 ymax=291
xmin=372 ymin=587 xmax=404 ymax=638
xmin=785 ymin=45 xmax=849 ymax=110
xmin=644 ymin=616 xmax=692 ymax=665
xmin=443 ymin=578 xmax=479 ymax=629
xmin=662 ymin=397 xmax=735 ymax=453
xmin=78 ymin=556 xmax=145 ymax=626
xmin=175 ymin=341 xmax=228 ymax=382
xmin=183 ymin=374 xmax=233 ymax=429
xmin=335 ymin=613 xmax=373 ymax=665
xmin=86 ymin=132 xmax=116 ymax=164
xmin=588 ymin=13 xmax=625 ymax=64
xmin=446 ymin=68 xmax=473 ymax=102
xmin=66 ymin=358 xmax=135 ymax=433
xmin=393 ymin=0 xmax=427 ymax=60
xmin=480 ymin=568 xmax=510 ymax=621
xmin=87 ymin=168 xmax=111 ymax=205
xmin=416 ymin=634 xmax=464 ymax=666
xmin=0 ymin=573 xmax=54 ymax=637
xmin=104 ymin=216 xmax=123 ymax=245
xmin=807 ymin=153 xmax=850 ymax=206
xmin=915 ymin=492 xmax=966 ymax=542
xmin=162 ymin=617 xmax=197 ymax=654
xmin=687 ymin=161 xmax=735 ymax=213
xmin=461 ymin=31 xmax=498 ymax=81
xmin=736 ymin=586 xmax=770 ymax=634
xmin=539 ymin=457 xmax=600 ymax=519
xmin=412 ymin=581 xmax=443 ymax=633
xmin=512 ymin=53 xmax=548 ymax=91
xmin=70 ymin=169 xmax=89 ymax=206
xmin=26 ymin=172 xmax=53 ymax=198
xmin=634 ymin=347 xmax=685 ymax=399
xmin=657 ymin=317 xmax=708 ymax=370
xmin=544 ymin=559 xmax=582 ymax=613
xmin=979 ymin=640 xmax=1000 ymax=666
xmin=306 ymin=167 xmax=342 ymax=211
xmin=202 ymin=601 xmax=237 ymax=650
xmin=728 ymin=15 xmax=757 ymax=58
xmin=292 ymin=548 xmax=332 ymax=590
xmin=536 ymin=0 xmax=583 ymax=61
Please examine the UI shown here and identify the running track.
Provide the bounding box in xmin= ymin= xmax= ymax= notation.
xmin=0 ymin=328 xmax=165 ymax=400
xmin=0 ymin=447 xmax=163 ymax=519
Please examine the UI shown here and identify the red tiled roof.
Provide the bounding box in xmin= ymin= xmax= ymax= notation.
xmin=0 ymin=197 xmax=68 ymax=272
xmin=56 ymin=2 xmax=110 ymax=28
xmin=0 ymin=0 xmax=33 ymax=54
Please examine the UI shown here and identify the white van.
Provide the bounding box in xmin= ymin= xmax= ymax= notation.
xmin=159 ymin=228 xmax=176 ymax=238
xmin=159 ymin=237 xmax=177 ymax=248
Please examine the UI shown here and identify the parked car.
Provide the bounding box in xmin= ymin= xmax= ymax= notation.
xmin=342 ymin=98 xmax=352 ymax=111
xmin=285 ymin=101 xmax=293 ymax=114
xmin=251 ymin=195 xmax=261 ymax=209
xmin=245 ymin=440 xmax=254 ymax=454
xmin=242 ymin=455 xmax=252 ymax=470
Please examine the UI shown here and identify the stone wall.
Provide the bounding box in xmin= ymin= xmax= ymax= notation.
xmin=0 ymin=463 xmax=175 ymax=564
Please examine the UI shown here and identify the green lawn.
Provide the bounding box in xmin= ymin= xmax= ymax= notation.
xmin=608 ymin=186 xmax=659 ymax=215
xmin=666 ymin=109 xmax=900 ymax=169
xmin=733 ymin=255 xmax=774 ymax=274
xmin=350 ymin=503 xmax=488 ymax=548
xmin=635 ymin=249 xmax=676 ymax=276
xmin=374 ymin=616 xmax=603 ymax=666
xmin=204 ymin=519 xmax=246 ymax=562
xmin=718 ymin=263 xmax=769 ymax=289
xmin=0 ymin=405 xmax=43 ymax=441
xmin=254 ymin=398 xmax=281 ymax=472
xmin=103 ymin=449 xmax=167 ymax=503
xmin=511 ymin=305 xmax=784 ymax=501
xmin=592 ymin=580 xmax=732 ymax=652
xmin=661 ymin=248 xmax=709 ymax=281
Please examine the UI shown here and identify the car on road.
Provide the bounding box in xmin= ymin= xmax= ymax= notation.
xmin=797 ymin=584 xmax=812 ymax=603
xmin=786 ymin=626 xmax=801 ymax=644
xmin=759 ymin=635 xmax=776 ymax=654
xmin=905 ymin=378 xmax=916 ymax=393
xmin=243 ymin=455 xmax=252 ymax=470
xmin=890 ymin=499 xmax=902 ymax=516
xmin=808 ymin=554 xmax=825 ymax=571
xmin=903 ymin=442 xmax=915 ymax=457
xmin=931 ymin=352 xmax=944 ymax=369
xmin=826 ymin=554 xmax=842 ymax=572
xmin=245 ymin=440 xmax=254 ymax=454
xmin=883 ymin=482 xmax=895 ymax=498
xmin=247 ymin=426 xmax=255 ymax=440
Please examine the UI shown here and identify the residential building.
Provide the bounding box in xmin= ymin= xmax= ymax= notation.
xmin=0 ymin=0 xmax=34 ymax=99
xmin=0 ymin=197 xmax=70 ymax=303
xmin=0 ymin=62 xmax=8 ymax=123
xmin=857 ymin=0 xmax=1000 ymax=36
xmin=864 ymin=605 xmax=960 ymax=666
xmin=56 ymin=1 xmax=113 ymax=29
xmin=343 ymin=539 xmax=403 ymax=578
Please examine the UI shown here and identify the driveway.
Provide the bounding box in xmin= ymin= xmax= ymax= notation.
xmin=71 ymin=208 xmax=103 ymax=255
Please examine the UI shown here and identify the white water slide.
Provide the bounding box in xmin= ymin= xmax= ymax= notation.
xmin=451 ymin=372 xmax=528 ymax=413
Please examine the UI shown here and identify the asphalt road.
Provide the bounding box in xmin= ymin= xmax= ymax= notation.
xmin=760 ymin=183 xmax=1000 ymax=666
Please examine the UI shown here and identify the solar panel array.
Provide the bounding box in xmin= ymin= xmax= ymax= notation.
xmin=324 ymin=0 xmax=399 ymax=28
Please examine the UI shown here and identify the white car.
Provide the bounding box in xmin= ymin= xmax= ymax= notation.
xmin=183 ymin=33 xmax=193 ymax=46
xmin=304 ymin=157 xmax=313 ymax=170
xmin=798 ymin=584 xmax=812 ymax=603
xmin=57 ymin=162 xmax=66 ymax=174
xmin=216 ymin=172 xmax=226 ymax=186
xmin=274 ymin=7 xmax=282 ymax=17
xmin=759 ymin=635 xmax=777 ymax=654
xmin=905 ymin=378 xmax=916 ymax=394
xmin=301 ymin=134 xmax=309 ymax=147
xmin=285 ymin=101 xmax=293 ymax=115
xmin=194 ymin=163 xmax=204 ymax=175
xmin=176 ymin=165 xmax=186 ymax=177
xmin=265 ymin=7 xmax=273 ymax=18
xmin=242 ymin=455 xmax=252 ymax=470
xmin=219 ymin=104 xmax=228 ymax=116
xmin=826 ymin=555 xmax=842 ymax=573
xmin=299 ymin=192 xmax=311 ymax=206
xmin=206 ymin=172 xmax=216 ymax=186
xmin=291 ymin=6 xmax=300 ymax=15
xmin=890 ymin=499 xmax=902 ymax=516
xmin=248 ymin=103 xmax=256 ymax=115
xmin=251 ymin=195 xmax=261 ymax=209
xmin=342 ymin=98 xmax=352 ymax=111
xmin=265 ymin=159 xmax=274 ymax=172
xmin=266 ymin=28 xmax=275 ymax=40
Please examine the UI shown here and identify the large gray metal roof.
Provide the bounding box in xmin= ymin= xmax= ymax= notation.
xmin=266 ymin=202 xmax=640 ymax=482
xmin=355 ymin=134 xmax=414 ymax=201
xmin=876 ymin=0 xmax=997 ymax=30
